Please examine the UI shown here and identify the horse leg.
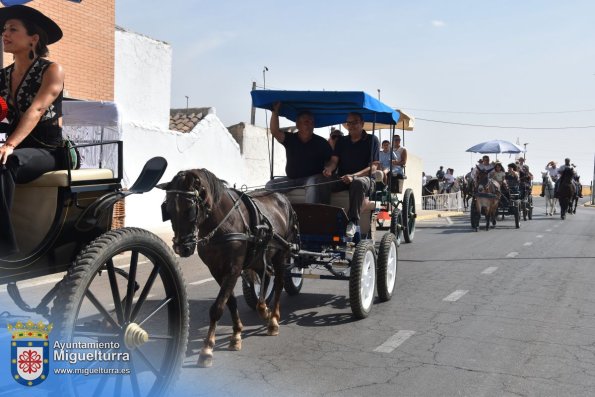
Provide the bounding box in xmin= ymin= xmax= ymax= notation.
xmin=226 ymin=294 xmax=243 ymax=351
xmin=198 ymin=273 xmax=240 ymax=368
xmin=266 ymin=258 xmax=286 ymax=336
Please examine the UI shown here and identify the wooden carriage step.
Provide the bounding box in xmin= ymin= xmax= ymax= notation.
xmin=18 ymin=169 xmax=114 ymax=188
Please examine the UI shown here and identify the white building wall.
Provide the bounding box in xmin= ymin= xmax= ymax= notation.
xmin=114 ymin=27 xmax=172 ymax=129
xmin=114 ymin=28 xmax=243 ymax=229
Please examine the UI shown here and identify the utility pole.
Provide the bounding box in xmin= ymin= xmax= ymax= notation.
xmin=250 ymin=81 xmax=256 ymax=124
xmin=523 ymin=143 xmax=528 ymax=160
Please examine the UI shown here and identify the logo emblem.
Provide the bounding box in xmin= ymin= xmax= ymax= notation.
xmin=8 ymin=320 xmax=52 ymax=387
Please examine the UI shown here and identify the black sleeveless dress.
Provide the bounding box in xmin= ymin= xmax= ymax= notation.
xmin=0 ymin=57 xmax=64 ymax=255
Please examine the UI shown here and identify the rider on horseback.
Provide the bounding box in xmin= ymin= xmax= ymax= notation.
xmin=540 ymin=160 xmax=558 ymax=197
xmin=554 ymin=158 xmax=576 ymax=198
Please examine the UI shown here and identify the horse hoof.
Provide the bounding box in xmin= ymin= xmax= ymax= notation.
xmin=267 ymin=325 xmax=279 ymax=336
xmin=198 ymin=352 xmax=213 ymax=368
xmin=229 ymin=336 xmax=242 ymax=351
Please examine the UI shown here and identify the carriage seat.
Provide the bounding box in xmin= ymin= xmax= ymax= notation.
xmin=284 ymin=188 xmax=375 ymax=236
xmin=11 ymin=168 xmax=114 ymax=254
xmin=21 ymin=168 xmax=114 ymax=187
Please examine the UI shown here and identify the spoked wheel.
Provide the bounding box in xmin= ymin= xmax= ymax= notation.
xmin=402 ymin=189 xmax=416 ymax=243
xmin=376 ymin=233 xmax=398 ymax=302
xmin=349 ymin=241 xmax=376 ymax=319
xmin=283 ymin=258 xmax=303 ymax=296
xmin=522 ymin=200 xmax=528 ymax=221
xmin=52 ymin=228 xmax=188 ymax=397
xmin=389 ymin=209 xmax=403 ymax=246
xmin=242 ymin=269 xmax=274 ymax=310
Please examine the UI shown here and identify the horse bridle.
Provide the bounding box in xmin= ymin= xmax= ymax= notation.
xmin=166 ymin=187 xmax=212 ymax=222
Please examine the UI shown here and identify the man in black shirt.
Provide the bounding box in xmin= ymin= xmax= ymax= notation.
xmin=323 ymin=112 xmax=380 ymax=237
xmin=265 ymin=102 xmax=333 ymax=203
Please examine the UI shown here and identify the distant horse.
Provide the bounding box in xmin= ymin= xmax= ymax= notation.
xmin=474 ymin=179 xmax=500 ymax=231
xmin=569 ymin=175 xmax=582 ymax=214
xmin=422 ymin=178 xmax=440 ymax=196
xmin=460 ymin=176 xmax=474 ymax=210
xmin=557 ymin=167 xmax=576 ymax=220
xmin=158 ymin=169 xmax=299 ymax=367
xmin=422 ymin=178 xmax=440 ymax=209
xmin=541 ymin=172 xmax=557 ymax=216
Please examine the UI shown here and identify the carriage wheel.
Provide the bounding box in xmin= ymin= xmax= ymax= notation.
xmin=242 ymin=270 xmax=274 ymax=310
xmin=402 ymin=189 xmax=416 ymax=243
xmin=51 ymin=228 xmax=188 ymax=397
xmin=389 ymin=209 xmax=403 ymax=246
xmin=349 ymin=241 xmax=376 ymax=319
xmin=283 ymin=258 xmax=303 ymax=296
xmin=522 ymin=201 xmax=528 ymax=221
xmin=513 ymin=206 xmax=520 ymax=228
xmin=528 ymin=196 xmax=533 ymax=220
xmin=376 ymin=233 xmax=398 ymax=302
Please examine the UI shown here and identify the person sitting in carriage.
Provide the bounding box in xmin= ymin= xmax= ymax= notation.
xmin=498 ymin=163 xmax=520 ymax=205
xmin=323 ymin=112 xmax=380 ymax=238
xmin=0 ymin=5 xmax=66 ymax=256
xmin=489 ymin=162 xmax=506 ymax=190
xmin=267 ymin=102 xmax=333 ymax=204
xmin=471 ymin=155 xmax=495 ymax=191
xmin=516 ymin=157 xmax=533 ymax=197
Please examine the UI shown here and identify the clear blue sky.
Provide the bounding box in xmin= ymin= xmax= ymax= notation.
xmin=116 ymin=0 xmax=595 ymax=183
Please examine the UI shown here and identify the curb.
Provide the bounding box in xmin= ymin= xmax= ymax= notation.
xmin=417 ymin=211 xmax=466 ymax=221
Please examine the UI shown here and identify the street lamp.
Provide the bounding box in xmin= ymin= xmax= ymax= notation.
xmin=185 ymin=96 xmax=189 ymax=112
xmin=263 ymin=66 xmax=269 ymax=89
xmin=523 ymin=143 xmax=528 ymax=160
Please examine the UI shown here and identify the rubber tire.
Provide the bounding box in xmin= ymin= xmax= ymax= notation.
xmin=514 ymin=206 xmax=520 ymax=228
xmin=522 ymin=201 xmax=528 ymax=221
xmin=402 ymin=189 xmax=416 ymax=243
xmin=349 ymin=241 xmax=376 ymax=319
xmin=389 ymin=209 xmax=403 ymax=246
xmin=376 ymin=233 xmax=398 ymax=302
xmin=51 ymin=228 xmax=189 ymax=397
xmin=528 ymin=196 xmax=533 ymax=220
xmin=242 ymin=270 xmax=274 ymax=310
xmin=283 ymin=259 xmax=303 ymax=296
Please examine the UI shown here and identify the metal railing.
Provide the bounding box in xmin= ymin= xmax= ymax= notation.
xmin=422 ymin=191 xmax=463 ymax=211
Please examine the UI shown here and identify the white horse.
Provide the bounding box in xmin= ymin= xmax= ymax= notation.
xmin=541 ymin=172 xmax=557 ymax=216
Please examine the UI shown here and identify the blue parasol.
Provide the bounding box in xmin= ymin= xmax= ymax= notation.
xmin=466 ymin=139 xmax=525 ymax=154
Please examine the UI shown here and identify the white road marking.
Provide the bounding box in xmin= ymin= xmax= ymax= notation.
xmin=8 ymin=260 xmax=149 ymax=290
xmin=523 ymin=242 xmax=533 ymax=246
xmin=374 ymin=330 xmax=415 ymax=353
xmin=445 ymin=217 xmax=453 ymax=225
xmin=481 ymin=267 xmax=498 ymax=275
xmin=506 ymin=252 xmax=519 ymax=258
xmin=443 ymin=290 xmax=469 ymax=302
xmin=189 ymin=277 xmax=215 ymax=286
xmin=536 ymin=235 xmax=543 ymax=238
xmin=545 ymin=229 xmax=552 ymax=232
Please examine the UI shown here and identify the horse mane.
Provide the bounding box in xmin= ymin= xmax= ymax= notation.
xmin=190 ymin=168 xmax=228 ymax=203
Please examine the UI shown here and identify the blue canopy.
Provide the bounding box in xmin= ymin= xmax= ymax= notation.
xmin=251 ymin=90 xmax=401 ymax=128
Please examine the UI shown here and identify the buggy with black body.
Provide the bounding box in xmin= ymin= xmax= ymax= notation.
xmin=250 ymin=90 xmax=404 ymax=319
xmin=1 ymin=139 xmax=188 ymax=396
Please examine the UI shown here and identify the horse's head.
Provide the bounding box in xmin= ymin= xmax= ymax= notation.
xmin=157 ymin=170 xmax=213 ymax=257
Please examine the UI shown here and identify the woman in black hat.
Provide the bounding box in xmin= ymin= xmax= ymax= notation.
xmin=0 ymin=5 xmax=64 ymax=255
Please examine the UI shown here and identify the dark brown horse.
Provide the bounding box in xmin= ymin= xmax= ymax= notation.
xmin=158 ymin=169 xmax=299 ymax=367
xmin=557 ymin=167 xmax=576 ymax=220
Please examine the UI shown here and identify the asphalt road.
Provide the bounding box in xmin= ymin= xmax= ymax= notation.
xmin=1 ymin=197 xmax=594 ymax=396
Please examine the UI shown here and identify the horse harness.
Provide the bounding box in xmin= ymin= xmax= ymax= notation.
xmin=166 ymin=187 xmax=295 ymax=271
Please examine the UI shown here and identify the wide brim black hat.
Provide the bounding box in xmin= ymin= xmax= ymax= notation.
xmin=0 ymin=5 xmax=62 ymax=44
